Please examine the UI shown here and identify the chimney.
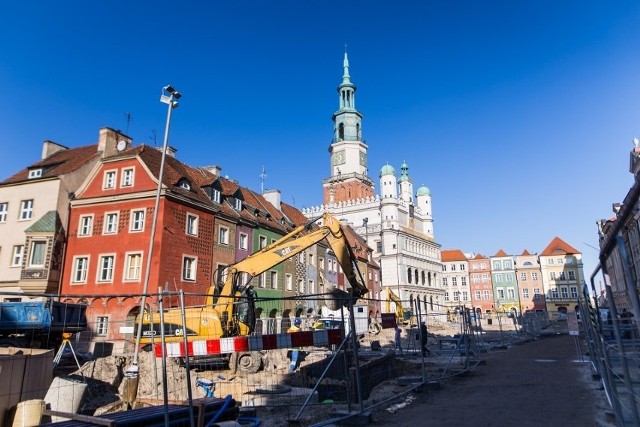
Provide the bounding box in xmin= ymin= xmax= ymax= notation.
xmin=98 ymin=127 xmax=132 ymax=158
xmin=156 ymin=145 xmax=178 ymax=158
xmin=41 ymin=140 xmax=68 ymax=159
xmin=202 ymin=165 xmax=222 ymax=176
xmin=263 ymin=189 xmax=281 ymax=211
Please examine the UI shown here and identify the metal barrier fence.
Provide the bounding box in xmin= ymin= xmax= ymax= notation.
xmin=1 ymin=291 xmax=528 ymax=426
xmin=580 ymin=287 xmax=640 ymax=427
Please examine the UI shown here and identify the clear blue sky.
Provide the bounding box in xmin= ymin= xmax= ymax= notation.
xmin=2 ymin=2 xmax=640 ymax=285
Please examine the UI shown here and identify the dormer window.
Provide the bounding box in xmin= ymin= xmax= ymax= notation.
xmin=28 ymin=169 xmax=42 ymax=179
xmin=212 ymin=189 xmax=221 ymax=203
xmin=234 ymin=198 xmax=242 ymax=210
xmin=178 ymin=179 xmax=191 ymax=190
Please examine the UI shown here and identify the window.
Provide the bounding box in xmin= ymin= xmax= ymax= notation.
xmin=522 ymin=288 xmax=529 ymax=299
xmin=549 ymin=272 xmax=556 ymax=280
xmin=79 ymin=215 xmax=93 ymax=236
xmin=28 ymin=169 xmax=42 ymax=179
xmin=319 ymin=257 xmax=324 ymax=270
xmin=520 ymin=272 xmax=527 ymax=281
xmin=442 ymin=277 xmax=448 ymax=287
xmin=234 ymin=199 xmax=242 ymax=210
xmin=533 ymin=289 xmax=541 ymax=299
xmin=308 ymin=280 xmax=315 ymax=294
xmin=219 ymin=226 xmax=229 ymax=245
xmin=258 ymin=272 xmax=265 ymax=288
xmin=556 ymin=258 xmax=564 ymax=265
xmin=309 ymin=253 xmax=314 ymax=265
xmin=481 ymin=273 xmax=488 ymax=281
xmin=212 ymin=189 xmax=221 ymax=203
xmin=186 ymin=214 xmax=198 ymax=236
xmin=270 ymin=271 xmax=277 ymax=289
xmin=497 ymin=289 xmax=505 ymax=299
xmin=259 ymin=236 xmax=267 ymax=249
xmin=285 ymin=273 xmax=293 ymax=291
xmin=495 ymin=274 xmax=503 ymax=283
xmin=298 ymin=278 xmax=305 ymax=293
xmin=125 ymin=253 xmax=143 ymax=281
xmin=461 ymin=277 xmax=467 ymax=286
xmin=19 ymin=200 xmax=33 ymax=220
xmin=483 ymin=290 xmax=491 ymax=300
xmin=72 ymin=257 xmax=89 ymax=283
xmin=97 ymin=255 xmax=115 ymax=282
xmin=11 ymin=245 xmax=23 ymax=267
xmin=442 ymin=264 xmax=447 ymax=272
xmin=121 ymin=168 xmax=134 ymax=187
xmin=504 ymin=261 xmax=512 ymax=269
xmin=507 ymin=288 xmax=515 ymax=299
xmin=182 ymin=256 xmax=196 ymax=281
xmin=551 ymin=288 xmax=559 ymax=299
xmin=0 ymin=202 xmax=7 ymax=222
xmin=451 ymin=264 xmax=456 ymax=271
xmin=460 ymin=263 xmax=466 ymax=271
xmin=474 ymin=290 xmax=481 ymax=300
xmin=103 ymin=213 xmax=119 ymax=234
xmin=376 ymin=241 xmax=382 ymax=253
xmin=560 ymin=287 xmax=569 ymax=298
xmin=239 ymin=233 xmax=248 ymax=250
xmin=462 ymin=291 xmax=468 ymax=301
xmin=103 ymin=170 xmax=117 ymax=189
xmin=492 ymin=261 xmax=500 ymax=270
xmin=532 ymin=272 xmax=538 ymax=281
xmin=472 ymin=275 xmax=479 ymax=284
xmin=444 ymin=292 xmax=449 ymax=301
xmin=96 ymin=317 xmax=109 ymax=336
xmin=547 ymin=258 xmax=555 ymax=265
xmin=570 ymin=286 xmax=578 ymax=298
xmin=568 ymin=271 xmax=576 ymax=280
xmin=29 ymin=241 xmax=46 ymax=267
xmin=452 ymin=277 xmax=458 ymax=286
xmin=178 ymin=179 xmax=191 ymax=190
xmin=558 ymin=271 xmax=566 ymax=280
xmin=128 ymin=210 xmax=145 ymax=232
xmin=453 ymin=291 xmax=460 ymax=301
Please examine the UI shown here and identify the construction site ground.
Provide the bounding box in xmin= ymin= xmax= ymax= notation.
xmin=65 ymin=319 xmax=615 ymax=426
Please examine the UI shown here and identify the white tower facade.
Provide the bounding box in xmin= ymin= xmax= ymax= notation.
xmin=305 ymin=52 xmax=444 ymax=318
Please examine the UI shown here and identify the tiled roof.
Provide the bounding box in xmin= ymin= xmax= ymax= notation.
xmin=540 ymin=237 xmax=580 ymax=256
xmin=131 ymin=145 xmax=216 ymax=206
xmin=280 ymin=202 xmax=309 ymax=227
xmin=440 ymin=249 xmax=467 ymax=261
xmin=521 ymin=249 xmax=532 ymax=256
xmin=494 ymin=249 xmax=509 ymax=257
xmin=1 ymin=144 xmax=99 ymax=184
xmin=472 ymin=253 xmax=487 ymax=260
xmin=25 ymin=210 xmax=62 ymax=233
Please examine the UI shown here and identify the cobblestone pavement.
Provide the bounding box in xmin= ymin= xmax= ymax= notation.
xmin=371 ymin=332 xmax=615 ymax=427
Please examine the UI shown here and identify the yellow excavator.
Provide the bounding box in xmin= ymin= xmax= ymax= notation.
xmin=136 ymin=212 xmax=368 ymax=373
xmin=386 ymin=288 xmax=408 ymax=324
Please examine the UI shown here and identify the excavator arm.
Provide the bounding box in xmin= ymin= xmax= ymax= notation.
xmin=387 ymin=288 xmax=405 ymax=323
xmin=212 ymin=212 xmax=368 ymax=335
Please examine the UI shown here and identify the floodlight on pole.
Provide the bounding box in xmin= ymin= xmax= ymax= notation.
xmin=130 ymin=85 xmax=181 ymax=373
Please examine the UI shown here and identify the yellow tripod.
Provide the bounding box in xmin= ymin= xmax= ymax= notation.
xmin=52 ymin=332 xmax=82 ymax=371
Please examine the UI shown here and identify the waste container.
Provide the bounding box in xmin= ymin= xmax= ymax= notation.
xmin=487 ymin=318 xmax=493 ymax=325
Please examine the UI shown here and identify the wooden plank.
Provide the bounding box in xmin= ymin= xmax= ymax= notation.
xmin=43 ymin=409 xmax=115 ymax=426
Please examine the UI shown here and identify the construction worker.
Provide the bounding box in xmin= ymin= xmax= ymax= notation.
xmin=288 ymin=318 xmax=302 ymax=333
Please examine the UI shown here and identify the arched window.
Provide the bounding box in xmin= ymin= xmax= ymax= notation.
xmin=338 ymin=123 xmax=345 ymax=140
xmin=414 ymin=269 xmax=418 ymax=284
xmin=407 ymin=267 xmax=412 ymax=283
xmin=421 ymin=271 xmax=426 ymax=285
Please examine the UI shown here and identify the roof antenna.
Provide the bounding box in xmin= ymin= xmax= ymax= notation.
xmin=149 ymin=129 xmax=157 ymax=146
xmin=259 ymin=166 xmax=268 ymax=194
xmin=124 ymin=112 xmax=133 ymax=134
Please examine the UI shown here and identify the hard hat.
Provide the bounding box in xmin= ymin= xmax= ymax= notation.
xmin=294 ymin=318 xmax=302 ymax=326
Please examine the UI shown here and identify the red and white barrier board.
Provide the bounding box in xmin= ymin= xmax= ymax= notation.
xmin=155 ymin=329 xmax=344 ymax=357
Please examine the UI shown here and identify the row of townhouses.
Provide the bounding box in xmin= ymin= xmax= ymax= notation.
xmin=440 ymin=242 xmax=585 ymax=320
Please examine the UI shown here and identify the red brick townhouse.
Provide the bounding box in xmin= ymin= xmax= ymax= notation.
xmin=60 ymin=144 xmax=218 ymax=353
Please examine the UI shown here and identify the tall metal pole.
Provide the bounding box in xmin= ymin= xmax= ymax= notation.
xmin=127 ymin=85 xmax=181 ymax=382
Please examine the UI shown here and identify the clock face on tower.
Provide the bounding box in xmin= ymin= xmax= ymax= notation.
xmin=359 ymin=151 xmax=367 ymax=166
xmin=333 ymin=150 xmax=346 ymax=166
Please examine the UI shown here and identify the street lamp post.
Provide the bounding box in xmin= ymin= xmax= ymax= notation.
xmin=128 ymin=85 xmax=181 ymax=379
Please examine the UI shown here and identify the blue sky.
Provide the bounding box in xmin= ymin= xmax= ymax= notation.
xmin=2 ymin=2 xmax=640 ymax=286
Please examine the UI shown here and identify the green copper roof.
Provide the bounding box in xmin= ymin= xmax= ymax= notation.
xmin=380 ymin=163 xmax=396 ymax=177
xmin=25 ymin=210 xmax=61 ymax=233
xmin=417 ymin=185 xmax=431 ymax=196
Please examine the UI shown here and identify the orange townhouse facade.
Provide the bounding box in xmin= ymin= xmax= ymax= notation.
xmin=60 ymin=145 xmax=217 ymax=353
